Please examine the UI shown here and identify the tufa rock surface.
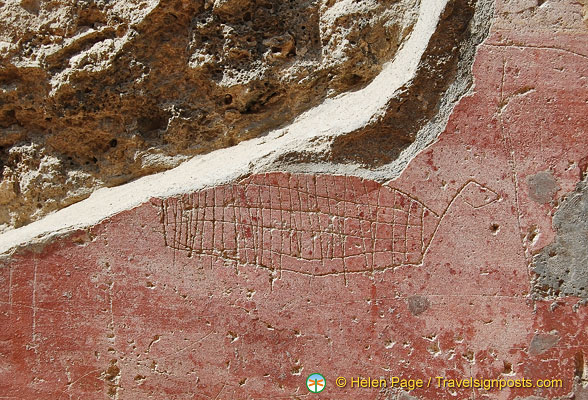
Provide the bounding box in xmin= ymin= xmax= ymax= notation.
xmin=0 ymin=0 xmax=420 ymax=231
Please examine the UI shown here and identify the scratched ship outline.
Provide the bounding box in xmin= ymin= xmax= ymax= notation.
xmin=156 ymin=173 xmax=499 ymax=278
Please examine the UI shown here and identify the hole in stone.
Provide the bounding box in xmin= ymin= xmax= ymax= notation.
xmin=574 ymin=352 xmax=584 ymax=378
xmin=243 ymin=12 xmax=251 ymax=21
xmin=78 ymin=5 xmax=107 ymax=28
xmin=527 ymin=226 xmax=539 ymax=243
xmin=503 ymin=361 xmax=512 ymax=374
xmin=109 ymin=139 xmax=118 ymax=148
xmin=224 ymin=94 xmax=233 ymax=105
xmin=490 ymin=223 xmax=500 ymax=234
xmin=463 ymin=350 xmax=475 ymax=362
xmin=549 ymin=250 xmax=557 ymax=257
xmin=137 ymin=111 xmax=170 ymax=139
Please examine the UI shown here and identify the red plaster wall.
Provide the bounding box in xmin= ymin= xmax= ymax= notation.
xmin=1 ymin=0 xmax=587 ymax=399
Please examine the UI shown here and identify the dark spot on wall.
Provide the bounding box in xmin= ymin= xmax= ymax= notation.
xmin=407 ymin=295 xmax=430 ymax=316
xmin=527 ymin=170 xmax=559 ymax=204
xmin=528 ymin=333 xmax=559 ymax=356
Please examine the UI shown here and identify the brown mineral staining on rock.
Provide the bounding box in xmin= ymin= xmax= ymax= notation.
xmin=0 ymin=0 xmax=421 ymax=232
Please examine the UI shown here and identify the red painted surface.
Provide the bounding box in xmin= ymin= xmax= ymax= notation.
xmin=1 ymin=1 xmax=587 ymax=399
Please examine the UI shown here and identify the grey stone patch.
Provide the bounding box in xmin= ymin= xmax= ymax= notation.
xmin=407 ymin=295 xmax=430 ymax=316
xmin=532 ymin=176 xmax=588 ymax=299
xmin=528 ymin=332 xmax=559 ymax=356
xmin=527 ymin=171 xmax=560 ymax=204
xmin=397 ymin=392 xmax=419 ymax=400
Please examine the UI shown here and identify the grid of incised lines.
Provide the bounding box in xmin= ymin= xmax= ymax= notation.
xmin=159 ymin=175 xmax=437 ymax=272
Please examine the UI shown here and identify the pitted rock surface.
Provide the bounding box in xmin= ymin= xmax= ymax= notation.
xmin=0 ymin=0 xmax=423 ymax=231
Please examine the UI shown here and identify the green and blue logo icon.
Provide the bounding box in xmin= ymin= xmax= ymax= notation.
xmin=306 ymin=373 xmax=326 ymax=393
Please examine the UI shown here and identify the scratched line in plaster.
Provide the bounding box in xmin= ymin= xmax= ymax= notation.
xmin=155 ymin=173 xmax=499 ymax=278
